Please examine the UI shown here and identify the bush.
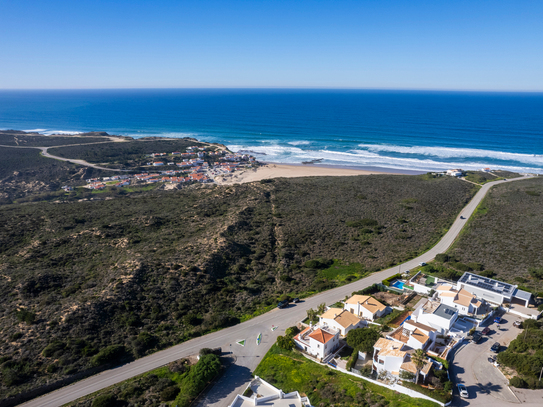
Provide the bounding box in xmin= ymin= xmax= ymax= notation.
xmin=277 ymin=335 xmax=294 ymax=350
xmin=382 ymin=273 xmax=401 ymax=287
xmin=434 ymin=253 xmax=449 ymax=263
xmin=160 ymin=385 xmax=180 ymax=401
xmin=42 ymin=341 xmax=66 ymax=358
xmin=346 ymin=328 xmax=381 ymax=353
xmin=285 ymin=326 xmax=300 ymax=338
xmin=510 ymin=376 xmax=528 ymax=388
xmin=91 ymin=345 xmax=126 ymax=367
xmin=304 ymin=259 xmax=332 ymax=269
xmin=15 ymin=309 xmax=36 ymax=325
xmin=91 ymin=394 xmax=117 ymax=407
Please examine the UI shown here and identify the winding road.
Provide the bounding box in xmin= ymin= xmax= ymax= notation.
xmin=0 ymin=140 xmax=128 ymax=172
xmin=18 ymin=175 xmax=532 ymax=407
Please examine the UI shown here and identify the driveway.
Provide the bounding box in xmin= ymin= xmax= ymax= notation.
xmin=450 ymin=313 xmax=543 ymax=406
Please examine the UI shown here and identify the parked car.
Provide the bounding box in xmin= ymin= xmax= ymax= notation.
xmin=488 ymin=355 xmax=496 ymax=363
xmin=293 ymin=297 xmax=300 ymax=303
xmin=460 ymin=215 xmax=465 ymax=219
xmin=419 ymin=262 xmax=427 ymax=267
xmin=491 ymin=342 xmax=501 ymax=353
xmin=277 ymin=300 xmax=288 ymax=309
xmin=457 ymin=383 xmax=469 ymax=398
xmin=481 ymin=327 xmax=490 ymax=335
xmin=513 ymin=320 xmax=522 ymax=328
xmin=471 ymin=332 xmax=482 ymax=343
xmin=494 ymin=316 xmax=501 ymax=324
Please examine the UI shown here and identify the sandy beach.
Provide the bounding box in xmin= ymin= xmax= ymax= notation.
xmin=214 ymin=163 xmax=403 ymax=185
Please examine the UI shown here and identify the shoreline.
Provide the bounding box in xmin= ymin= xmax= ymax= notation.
xmin=214 ymin=162 xmax=424 ymax=185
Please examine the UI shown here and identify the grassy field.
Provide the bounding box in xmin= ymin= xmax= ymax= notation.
xmin=448 ymin=177 xmax=543 ymax=292
xmin=254 ymin=344 xmax=439 ymax=407
xmin=0 ymin=174 xmax=475 ymax=397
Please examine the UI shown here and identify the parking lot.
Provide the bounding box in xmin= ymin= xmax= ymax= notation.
xmin=449 ymin=312 xmax=524 ymax=406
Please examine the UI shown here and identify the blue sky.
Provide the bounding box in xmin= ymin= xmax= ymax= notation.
xmin=1 ymin=0 xmax=542 ymax=90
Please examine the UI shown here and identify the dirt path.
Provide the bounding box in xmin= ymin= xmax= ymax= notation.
xmin=0 ymin=142 xmax=129 ymax=172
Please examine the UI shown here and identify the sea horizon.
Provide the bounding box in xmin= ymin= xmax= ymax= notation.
xmin=1 ymin=88 xmax=542 ymax=174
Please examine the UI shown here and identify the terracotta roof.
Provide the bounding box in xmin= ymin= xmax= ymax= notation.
xmin=410 ymin=329 xmax=429 ymax=345
xmin=401 ymin=358 xmax=432 ymax=375
xmin=440 ymin=291 xmax=456 ymax=297
xmin=345 ymin=295 xmax=370 ymax=305
xmin=380 ymin=347 xmax=407 ymax=358
xmin=320 ymin=308 xmax=343 ymax=320
xmin=360 ymin=297 xmax=387 ymax=314
xmin=374 ymin=337 xmax=393 ymax=350
xmin=437 ymin=284 xmax=454 ymax=291
xmin=308 ymin=328 xmax=336 ymax=344
xmin=333 ymin=310 xmax=362 ymax=329
xmin=403 ymin=320 xmax=436 ymax=333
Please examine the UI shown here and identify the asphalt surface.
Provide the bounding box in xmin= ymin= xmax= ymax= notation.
xmin=19 ymin=175 xmax=532 ymax=407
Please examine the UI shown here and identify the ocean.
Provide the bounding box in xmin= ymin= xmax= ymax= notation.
xmin=1 ymin=89 xmax=542 ymax=174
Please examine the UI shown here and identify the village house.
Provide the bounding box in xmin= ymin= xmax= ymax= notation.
xmin=319 ymin=308 xmax=366 ymax=337
xmin=372 ymin=338 xmax=432 ymax=382
xmin=387 ymin=320 xmax=437 ymax=351
xmin=343 ymin=295 xmax=390 ymax=321
xmin=435 ymin=284 xmax=483 ymax=316
xmin=293 ymin=325 xmax=341 ymax=361
xmin=411 ymin=300 xmax=458 ymax=334
xmin=446 ymin=169 xmax=463 ymax=176
xmin=229 ymin=376 xmax=312 ymax=407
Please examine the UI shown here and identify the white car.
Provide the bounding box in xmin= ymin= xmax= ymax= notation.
xmin=419 ymin=262 xmax=427 ymax=267
xmin=457 ymin=383 xmax=469 ymax=398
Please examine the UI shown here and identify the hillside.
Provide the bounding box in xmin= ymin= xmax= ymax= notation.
xmin=0 ymin=174 xmax=475 ymax=399
xmin=449 ymin=177 xmax=543 ymax=292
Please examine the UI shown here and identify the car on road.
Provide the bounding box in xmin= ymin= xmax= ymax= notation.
xmin=457 ymin=384 xmax=469 ymax=398
xmin=494 ymin=316 xmax=501 ymax=324
xmin=277 ymin=300 xmax=288 ymax=309
xmin=470 ymin=331 xmax=482 ymax=343
xmin=460 ymin=215 xmax=465 ymax=219
xmin=513 ymin=320 xmax=522 ymax=328
xmin=481 ymin=327 xmax=490 ymax=335
xmin=293 ymin=297 xmax=300 ymax=303
xmin=491 ymin=342 xmax=501 ymax=353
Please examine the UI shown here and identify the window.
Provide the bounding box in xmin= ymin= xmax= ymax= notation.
xmin=378 ymin=359 xmax=384 ymax=365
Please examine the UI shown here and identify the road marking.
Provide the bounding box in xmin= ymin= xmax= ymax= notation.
xmin=236 ymin=339 xmax=245 ymax=346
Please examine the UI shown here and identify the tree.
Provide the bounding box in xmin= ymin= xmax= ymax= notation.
xmin=317 ymin=303 xmax=326 ymax=315
xmin=346 ymin=328 xmax=381 ymax=354
xmin=277 ymin=335 xmax=294 ymax=350
xmin=306 ymin=308 xmax=317 ymax=323
xmin=411 ymin=349 xmax=427 ymax=385
xmin=399 ymin=370 xmax=415 ymax=381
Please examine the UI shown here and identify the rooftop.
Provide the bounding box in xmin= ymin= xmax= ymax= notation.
xmin=308 ymin=328 xmax=336 ymax=344
xmin=433 ymin=304 xmax=457 ymax=320
xmin=459 ymin=272 xmax=516 ymax=297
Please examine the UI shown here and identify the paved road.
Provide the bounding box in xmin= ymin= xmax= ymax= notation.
xmin=0 ymin=142 xmax=128 ymax=171
xmin=19 ymin=176 xmax=532 ymax=407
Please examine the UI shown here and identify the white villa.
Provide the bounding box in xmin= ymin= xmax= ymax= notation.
xmin=293 ymin=325 xmax=341 ymax=361
xmin=372 ymin=338 xmax=432 ymax=382
xmin=344 ymin=295 xmax=390 ymax=321
xmin=387 ymin=320 xmax=438 ymax=351
xmin=411 ymin=300 xmax=459 ymax=334
xmin=319 ymin=308 xmax=367 ymax=337
xmin=229 ymin=376 xmax=312 ymax=407
xmin=435 ymin=284 xmax=483 ymax=316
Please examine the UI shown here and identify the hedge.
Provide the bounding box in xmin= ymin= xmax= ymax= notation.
xmin=382 ymin=274 xmax=402 ymax=287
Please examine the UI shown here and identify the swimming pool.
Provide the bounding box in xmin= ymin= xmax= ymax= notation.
xmin=390 ymin=280 xmax=405 ymax=289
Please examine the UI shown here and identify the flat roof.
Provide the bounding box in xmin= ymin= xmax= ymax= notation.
xmin=513 ymin=288 xmax=532 ymax=301
xmin=433 ymin=304 xmax=457 ymax=320
xmin=459 ymin=272 xmax=516 ymax=297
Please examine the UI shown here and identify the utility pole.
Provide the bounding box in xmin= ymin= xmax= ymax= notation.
xmin=539 ymin=366 xmax=543 ymax=382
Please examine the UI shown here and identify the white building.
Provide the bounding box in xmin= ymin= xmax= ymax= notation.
xmin=446 ymin=169 xmax=463 ymax=177
xmin=387 ymin=320 xmax=437 ymax=351
xmin=293 ymin=325 xmax=340 ymax=360
xmin=372 ymin=338 xmax=432 ymax=381
xmin=456 ymin=272 xmax=532 ymax=307
xmin=436 ymin=284 xmax=483 ymax=315
xmin=319 ymin=308 xmax=366 ymax=337
xmin=411 ymin=300 xmax=458 ymax=334
xmin=344 ymin=295 xmax=390 ymax=321
xmin=229 ymin=376 xmax=312 ymax=407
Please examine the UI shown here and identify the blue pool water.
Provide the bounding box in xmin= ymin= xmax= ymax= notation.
xmin=391 ymin=280 xmax=405 ymax=289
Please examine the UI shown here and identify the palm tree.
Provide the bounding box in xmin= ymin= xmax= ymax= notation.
xmin=317 ymin=302 xmax=326 ymax=315
xmin=306 ymin=308 xmax=316 ymax=323
xmin=412 ymin=349 xmax=427 ymax=385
